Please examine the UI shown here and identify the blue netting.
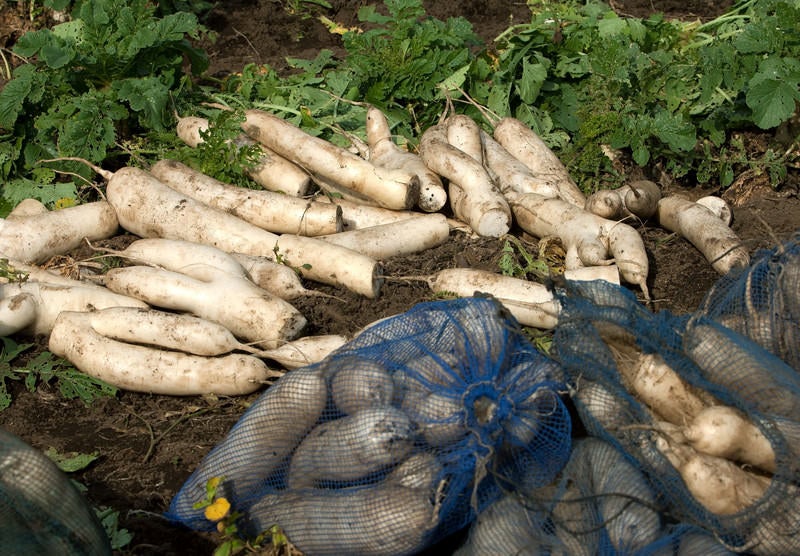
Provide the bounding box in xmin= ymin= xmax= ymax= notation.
xmin=167 ymin=296 xmax=572 ymax=555
xmin=697 ymin=233 xmax=800 ymax=372
xmin=551 ymin=270 xmax=800 ymax=555
xmin=0 ymin=428 xmax=111 ymax=555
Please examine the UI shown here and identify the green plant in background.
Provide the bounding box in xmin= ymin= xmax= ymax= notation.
xmin=0 ymin=337 xmax=118 ymax=410
xmin=0 ymin=0 xmax=209 ymax=208
xmin=472 ymin=0 xmax=800 ymax=190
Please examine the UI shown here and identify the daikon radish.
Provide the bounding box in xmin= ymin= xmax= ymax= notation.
xmin=684 ymin=405 xmax=775 ymax=473
xmin=385 ymin=452 xmax=443 ymax=490
xmin=656 ymin=195 xmax=750 ymax=274
xmin=168 ymin=366 xmax=328 ymax=525
xmin=402 ymin=388 xmax=466 ymax=447
xmin=493 ymin=116 xmax=586 ymax=208
xmin=480 ymin=130 xmax=561 ymax=199
xmin=48 ymin=311 xmax=274 ymax=396
xmin=230 ymin=253 xmax=320 ymax=300
xmin=102 ymin=264 xmax=306 ymax=349
xmin=118 ymin=238 xmax=248 ymax=278
xmin=318 ymin=196 xmax=421 ymax=230
xmin=149 ymin=159 xmax=341 ymax=236
xmin=175 ymin=114 xmax=313 ymax=197
xmin=317 ymin=213 xmax=450 ymax=260
xmin=0 ymin=292 xmax=37 ymax=336
xmin=330 ymin=357 xmax=396 ymax=414
xmin=655 ymin=436 xmax=771 ymax=515
xmin=584 ymin=180 xmax=661 ymax=220
xmin=455 ymin=494 xmax=541 ymax=556
xmin=366 ymin=106 xmax=447 ymax=212
xmin=6 ymin=198 xmax=48 ymax=218
xmin=72 ymin=161 xmax=383 ymax=298
xmin=695 ymin=195 xmax=733 ymax=226
xmin=425 ymin=267 xmax=560 ymax=329
xmin=572 ymin=379 xmax=631 ymax=432
xmin=504 ymin=190 xmax=650 ymax=298
xmin=260 ymin=334 xmax=348 ymax=369
xmin=287 ymin=406 xmax=415 ymax=489
xmin=683 ymin=320 xmax=800 ymax=419
xmin=242 ymin=109 xmax=419 ymax=210
xmin=418 ymin=122 xmax=511 ymax=238
xmin=0 ymin=201 xmax=118 ymax=264
xmin=247 ymin=482 xmax=439 ymax=556
xmin=0 ymin=281 xmax=147 ymax=336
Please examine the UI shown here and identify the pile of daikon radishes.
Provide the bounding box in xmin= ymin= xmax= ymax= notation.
xmin=0 ymin=105 xmax=749 ymax=397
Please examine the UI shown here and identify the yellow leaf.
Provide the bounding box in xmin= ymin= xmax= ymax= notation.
xmin=204 ymin=497 xmax=231 ymax=522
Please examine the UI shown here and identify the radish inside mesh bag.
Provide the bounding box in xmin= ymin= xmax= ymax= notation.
xmin=166 ymin=296 xmax=572 ymax=556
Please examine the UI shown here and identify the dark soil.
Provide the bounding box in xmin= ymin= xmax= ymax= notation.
xmin=0 ymin=1 xmax=797 ymax=555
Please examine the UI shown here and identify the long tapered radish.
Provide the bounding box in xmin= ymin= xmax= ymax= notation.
xmin=366 ymin=106 xmax=447 ymax=212
xmin=49 ymin=311 xmax=275 ymax=396
xmin=0 ymin=201 xmax=119 ymax=264
xmin=426 ymin=268 xmax=560 ymax=329
xmin=657 ymin=195 xmax=750 ymax=275
xmin=0 ymin=292 xmax=38 ymax=336
xmin=493 ymin=117 xmax=586 ymax=208
xmin=260 ymin=334 xmax=348 ymax=369
xmin=175 ymin=114 xmax=313 ymax=197
xmin=241 ymin=109 xmax=419 ymax=210
xmin=102 ymin=265 xmax=306 ymax=349
xmin=317 ymin=213 xmax=450 ymax=260
xmin=505 ymin=190 xmax=650 ymax=297
xmin=418 ymin=123 xmax=511 ymax=238
xmin=118 ymin=238 xmax=248 ymax=278
xmin=149 ymin=159 xmax=342 ymax=236
xmin=75 ymin=161 xmax=382 ymax=297
xmin=480 ymin=130 xmax=561 ymax=199
xmin=317 ymin=196 xmax=421 ymax=230
xmin=0 ymin=281 xmax=148 ymax=336
xmin=230 ymin=252 xmax=320 ymax=300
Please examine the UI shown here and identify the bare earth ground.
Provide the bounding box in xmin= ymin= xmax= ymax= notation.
xmin=0 ymin=0 xmax=798 ymax=554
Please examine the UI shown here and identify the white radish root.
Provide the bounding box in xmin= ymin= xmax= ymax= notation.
xmin=656 ymin=195 xmax=750 ymax=275
xmin=493 ymin=116 xmax=586 ymax=208
xmin=48 ymin=311 xmax=276 ymax=396
xmin=695 ymin=196 xmax=733 ymax=226
xmin=0 ymin=201 xmax=119 ymax=264
xmin=418 ymin=122 xmax=511 ymax=238
xmin=317 ymin=213 xmax=450 ymax=260
xmin=242 ymin=108 xmax=419 ymax=210
xmin=149 ymin=159 xmax=342 ymax=236
xmin=230 ymin=252 xmax=322 ymax=300
xmin=366 ymin=106 xmax=447 ymax=212
xmin=317 ymin=196 xmax=421 ymax=231
xmin=0 ymin=292 xmax=38 ymax=336
xmin=480 ymin=130 xmax=561 ymax=199
xmin=259 ymin=334 xmax=347 ymax=369
xmin=175 ymin=113 xmax=313 ymax=197
xmin=584 ymin=180 xmax=661 ymax=220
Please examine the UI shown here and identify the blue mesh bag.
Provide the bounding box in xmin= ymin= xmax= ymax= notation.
xmin=551 ymin=278 xmax=800 ymax=555
xmin=696 ymin=232 xmax=800 ymax=371
xmin=167 ymin=296 xmax=572 ymax=555
xmin=0 ymin=428 xmax=112 ymax=555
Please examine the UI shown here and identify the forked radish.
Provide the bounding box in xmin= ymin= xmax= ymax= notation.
xmin=493 ymin=117 xmax=586 ymax=208
xmin=584 ymin=180 xmax=661 ymax=220
xmin=424 ymin=267 xmax=560 ymax=329
xmin=0 ymin=292 xmax=37 ymax=336
xmin=175 ymin=114 xmax=313 ymax=197
xmin=418 ymin=122 xmax=511 ymax=238
xmin=149 ymin=159 xmax=342 ymax=236
xmin=656 ymin=195 xmax=749 ymax=275
xmin=317 ymin=213 xmax=450 ymax=260
xmin=0 ymin=280 xmax=147 ymax=336
xmin=102 ymin=264 xmax=306 ymax=349
xmin=48 ymin=311 xmax=275 ymax=396
xmin=504 ymin=190 xmax=650 ymax=297
xmin=655 ymin=435 xmax=771 ymax=515
xmin=366 ymin=106 xmax=447 ymax=212
xmin=241 ymin=109 xmax=419 ymax=210
xmin=0 ymin=201 xmax=118 ymax=264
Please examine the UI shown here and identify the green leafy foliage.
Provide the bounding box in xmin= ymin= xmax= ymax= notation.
xmin=0 ymin=0 xmax=209 ymax=207
xmin=0 ymin=337 xmax=118 ymax=410
xmin=470 ymin=0 xmax=800 ymax=189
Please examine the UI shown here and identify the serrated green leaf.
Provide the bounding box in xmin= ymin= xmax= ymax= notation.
xmin=517 ymin=58 xmax=548 ymax=104
xmin=0 ymin=65 xmax=38 ymax=129
xmin=746 ymin=78 xmax=800 ymax=129
xmin=45 ymin=447 xmax=100 ymax=473
xmin=113 ymin=76 xmax=170 ymax=130
xmin=653 ymin=110 xmax=697 ymax=152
